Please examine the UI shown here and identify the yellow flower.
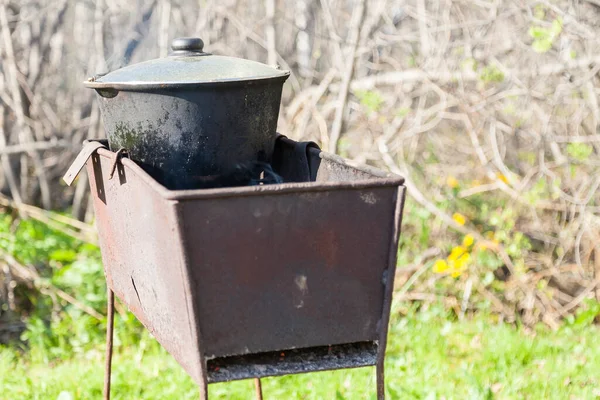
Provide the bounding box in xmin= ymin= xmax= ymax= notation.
xmin=496 ymin=172 xmax=509 ymax=184
xmin=448 ymin=246 xmax=466 ymax=262
xmin=444 ymin=244 xmax=472 ymax=278
xmin=446 ymin=176 xmax=459 ymax=189
xmin=453 ymin=252 xmax=471 ymax=270
xmin=435 ymin=244 xmax=473 ymax=278
xmin=462 ymin=234 xmax=474 ymax=248
xmin=433 ymin=259 xmax=449 ymax=273
xmin=452 ymin=213 xmax=467 ymax=226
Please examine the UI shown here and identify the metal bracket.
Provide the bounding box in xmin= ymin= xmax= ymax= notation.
xmin=108 ymin=148 xmax=128 ymax=180
xmin=63 ymin=141 xmax=106 ymax=186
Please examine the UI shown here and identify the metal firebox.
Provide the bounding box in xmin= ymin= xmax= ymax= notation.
xmin=66 ymin=135 xmax=405 ymax=399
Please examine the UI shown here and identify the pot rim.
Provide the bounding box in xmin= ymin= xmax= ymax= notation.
xmin=84 ymin=70 xmax=290 ymax=92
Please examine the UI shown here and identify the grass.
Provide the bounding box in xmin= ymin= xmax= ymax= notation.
xmin=2 ymin=304 xmax=600 ymax=399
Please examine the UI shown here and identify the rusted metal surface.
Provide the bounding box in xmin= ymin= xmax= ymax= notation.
xmin=84 ymin=136 xmax=405 ymax=393
xmin=254 ymin=378 xmax=263 ymax=400
xmin=377 ymin=186 xmax=406 ymax=400
xmin=63 ymin=141 xmax=105 ymax=186
xmin=86 ymin=150 xmax=207 ymax=385
xmin=181 ymin=184 xmax=396 ymax=357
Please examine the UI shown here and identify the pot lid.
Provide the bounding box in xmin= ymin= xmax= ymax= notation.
xmin=85 ymin=37 xmax=290 ymax=91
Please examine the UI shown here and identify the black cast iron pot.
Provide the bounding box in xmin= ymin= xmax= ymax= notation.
xmin=85 ymin=37 xmax=290 ymax=190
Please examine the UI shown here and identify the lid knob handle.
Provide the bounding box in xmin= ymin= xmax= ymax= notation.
xmin=170 ymin=37 xmax=205 ymax=55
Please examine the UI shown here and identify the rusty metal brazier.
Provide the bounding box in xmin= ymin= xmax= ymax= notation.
xmin=85 ymin=37 xmax=290 ymax=190
xmin=66 ymin=135 xmax=405 ymax=399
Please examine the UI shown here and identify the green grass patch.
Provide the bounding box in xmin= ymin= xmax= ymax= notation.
xmin=2 ymin=305 xmax=600 ymax=399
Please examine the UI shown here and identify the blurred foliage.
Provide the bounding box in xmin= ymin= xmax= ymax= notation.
xmin=1 ymin=1 xmax=600 ymax=396
xmin=354 ymin=90 xmax=385 ymax=114
xmin=2 ymin=301 xmax=600 ymax=399
xmin=566 ymin=143 xmax=594 ymax=162
xmin=529 ymin=18 xmax=563 ymax=53
xmin=0 ymin=212 xmax=143 ymax=363
xmin=478 ymin=65 xmax=505 ymax=85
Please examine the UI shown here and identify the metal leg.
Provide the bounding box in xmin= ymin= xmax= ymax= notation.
xmin=199 ymin=384 xmax=208 ymax=400
xmin=254 ymin=378 xmax=263 ymax=400
xmin=104 ymin=288 xmax=115 ymax=400
xmin=376 ymin=361 xmax=385 ymax=400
